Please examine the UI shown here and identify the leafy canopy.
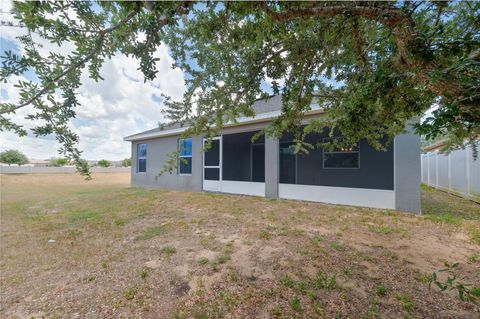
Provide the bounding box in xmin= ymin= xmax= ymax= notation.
xmin=1 ymin=1 xmax=479 ymax=176
xmin=0 ymin=149 xmax=28 ymax=165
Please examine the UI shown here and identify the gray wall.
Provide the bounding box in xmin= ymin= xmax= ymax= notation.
xmin=131 ymin=136 xmax=203 ymax=191
xmin=394 ymin=122 xmax=421 ymax=214
xmin=265 ymin=136 xmax=279 ymax=198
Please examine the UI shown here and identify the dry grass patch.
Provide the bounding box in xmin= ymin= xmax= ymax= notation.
xmin=1 ymin=173 xmax=479 ymax=318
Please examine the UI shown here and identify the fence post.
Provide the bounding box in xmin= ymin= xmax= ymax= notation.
xmin=466 ymin=144 xmax=471 ymax=197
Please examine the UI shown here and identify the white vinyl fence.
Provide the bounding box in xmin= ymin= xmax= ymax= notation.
xmin=421 ymin=141 xmax=480 ymax=201
xmin=0 ymin=166 xmax=130 ymax=174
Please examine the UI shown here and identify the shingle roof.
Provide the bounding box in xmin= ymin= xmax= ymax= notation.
xmin=124 ymin=95 xmax=283 ymax=141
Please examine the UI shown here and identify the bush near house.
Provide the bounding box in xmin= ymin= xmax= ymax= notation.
xmin=0 ymin=149 xmax=28 ymax=166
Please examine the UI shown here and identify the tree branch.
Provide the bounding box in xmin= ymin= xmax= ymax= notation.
xmin=351 ymin=18 xmax=370 ymax=68
xmin=0 ymin=9 xmax=140 ymax=115
xmin=258 ymin=2 xmax=410 ymax=27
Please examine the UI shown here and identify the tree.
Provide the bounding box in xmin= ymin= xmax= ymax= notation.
xmin=0 ymin=149 xmax=28 ymax=166
xmin=49 ymin=157 xmax=69 ymax=167
xmin=122 ymin=158 xmax=131 ymax=167
xmin=97 ymin=159 xmax=111 ymax=168
xmin=1 ymin=2 xmax=479 ymax=176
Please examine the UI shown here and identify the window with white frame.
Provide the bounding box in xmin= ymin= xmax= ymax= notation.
xmin=137 ymin=143 xmax=147 ymax=173
xmin=323 ymin=138 xmax=360 ymax=169
xmin=178 ymin=138 xmax=192 ymax=174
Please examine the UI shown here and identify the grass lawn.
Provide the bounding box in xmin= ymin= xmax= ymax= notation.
xmin=1 ymin=173 xmax=479 ymax=318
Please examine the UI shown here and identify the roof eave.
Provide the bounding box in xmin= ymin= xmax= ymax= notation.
xmin=123 ymin=108 xmax=324 ymax=142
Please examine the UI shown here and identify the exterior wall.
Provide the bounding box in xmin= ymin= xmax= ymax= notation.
xmin=129 ymin=121 xmax=421 ymax=213
xmin=265 ymin=136 xmax=279 ymax=198
xmin=130 ymin=122 xmax=269 ymax=191
xmin=394 ymin=121 xmax=421 ymax=214
xmin=131 ymin=135 xmax=203 ymax=191
xmin=279 ymin=131 xmax=394 ymax=190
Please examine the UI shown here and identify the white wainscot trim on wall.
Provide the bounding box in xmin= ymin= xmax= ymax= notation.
xmin=218 ymin=181 xmax=266 ymax=197
xmin=203 ymin=180 xmax=221 ymax=192
xmin=278 ymin=184 xmax=395 ymax=210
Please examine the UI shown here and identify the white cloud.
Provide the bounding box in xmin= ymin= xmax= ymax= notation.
xmin=0 ymin=1 xmax=186 ymax=160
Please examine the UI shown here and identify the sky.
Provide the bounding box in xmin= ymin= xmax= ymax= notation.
xmin=0 ymin=0 xmax=186 ymax=160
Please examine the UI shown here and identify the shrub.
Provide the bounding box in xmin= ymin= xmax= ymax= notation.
xmin=122 ymin=158 xmax=131 ymax=167
xmin=49 ymin=157 xmax=69 ymax=167
xmin=97 ymin=159 xmax=111 ymax=167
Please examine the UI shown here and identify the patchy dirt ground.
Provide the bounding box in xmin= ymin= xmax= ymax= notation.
xmin=1 ymin=173 xmax=479 ymax=318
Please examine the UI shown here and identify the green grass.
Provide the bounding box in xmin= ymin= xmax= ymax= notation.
xmin=289 ymin=296 xmax=301 ymax=311
xmin=422 ymin=184 xmax=480 ymax=221
xmin=217 ymin=254 xmax=230 ymax=264
xmin=367 ymin=224 xmax=398 ymax=235
xmin=124 ymin=287 xmax=137 ymax=300
xmin=394 ymin=293 xmax=415 ymax=313
xmin=69 ymin=210 xmax=101 ymax=224
xmin=114 ymin=218 xmax=125 ymax=226
xmin=467 ymin=226 xmax=480 ymax=244
xmin=197 ymin=257 xmax=209 ymax=265
xmin=135 ymin=226 xmax=167 ymax=241
xmin=259 ymin=229 xmax=272 ymax=239
xmin=424 ymin=213 xmax=463 ymax=226
xmin=160 ymin=246 xmax=177 ymax=254
xmin=329 ymin=242 xmax=346 ymax=252
xmin=281 ymin=275 xmax=294 ymax=288
xmin=468 ymin=254 xmax=480 ymax=264
xmin=375 ymin=285 xmax=387 ymax=297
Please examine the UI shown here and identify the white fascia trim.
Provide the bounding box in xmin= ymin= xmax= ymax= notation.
xmin=124 ymin=108 xmax=324 ymax=142
xmin=278 ymin=183 xmax=395 ymax=210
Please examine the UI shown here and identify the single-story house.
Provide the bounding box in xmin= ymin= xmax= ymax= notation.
xmin=124 ymin=95 xmax=421 ymax=213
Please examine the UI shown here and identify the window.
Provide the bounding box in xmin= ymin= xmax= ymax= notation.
xmin=137 ymin=143 xmax=147 ymax=173
xmin=179 ymin=138 xmax=192 ymax=174
xmin=323 ymin=138 xmax=360 ymax=169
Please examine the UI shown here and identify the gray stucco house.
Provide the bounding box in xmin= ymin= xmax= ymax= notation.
xmin=124 ymin=95 xmax=421 ymax=213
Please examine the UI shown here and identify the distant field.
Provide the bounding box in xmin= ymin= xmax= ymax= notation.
xmin=1 ymin=173 xmax=479 ymax=318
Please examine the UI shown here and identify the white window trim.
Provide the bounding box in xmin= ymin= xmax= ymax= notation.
xmin=178 ymin=138 xmax=193 ymax=175
xmin=137 ymin=143 xmax=147 ymax=173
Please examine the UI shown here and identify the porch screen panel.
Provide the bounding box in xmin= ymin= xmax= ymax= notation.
xmin=251 ymin=144 xmax=265 ymax=182
xmin=222 ymin=131 xmax=265 ymax=182
xmin=204 ymin=168 xmax=220 ymax=180
xmin=204 ymin=139 xmax=220 ymax=166
xmin=279 ymin=129 xmax=394 ymax=190
xmin=279 ymin=142 xmax=296 ymax=184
